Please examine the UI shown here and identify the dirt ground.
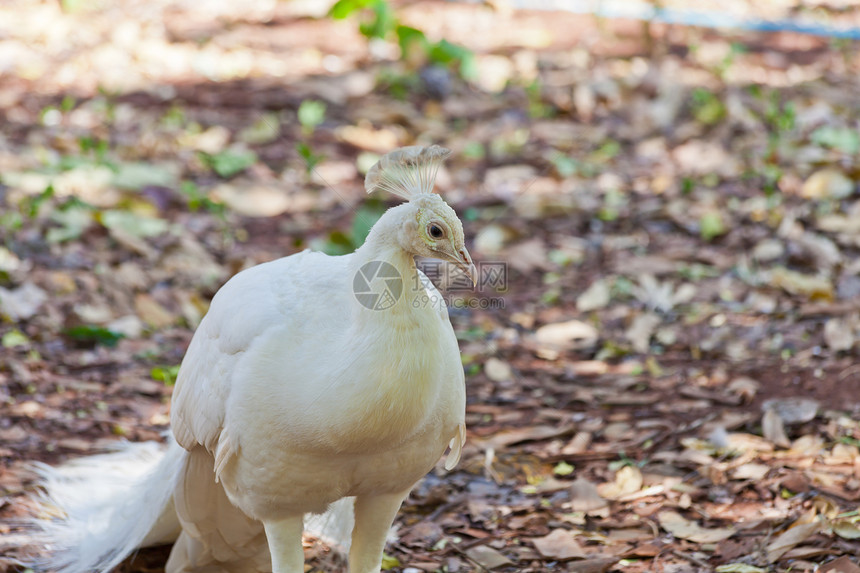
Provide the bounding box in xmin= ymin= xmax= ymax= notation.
xmin=2 ymin=0 xmax=860 ymax=571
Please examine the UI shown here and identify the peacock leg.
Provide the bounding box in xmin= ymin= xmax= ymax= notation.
xmin=263 ymin=515 xmax=305 ymax=573
xmin=349 ymin=490 xmax=411 ymax=573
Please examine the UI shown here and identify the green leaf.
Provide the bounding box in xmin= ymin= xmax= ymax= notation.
xmin=20 ymin=185 xmax=55 ymax=218
xmin=359 ymin=0 xmax=396 ymax=39
xmin=428 ymin=39 xmax=470 ymax=65
xmin=351 ymin=200 xmax=386 ymax=247
xmin=100 ymin=210 xmax=169 ymax=238
xmin=700 ymin=211 xmax=726 ymax=241
xmin=550 ymin=153 xmax=578 ymax=178
xmin=395 ymin=24 xmax=427 ymax=57
xmin=65 ymin=325 xmax=124 ymax=347
xmin=462 ymin=142 xmax=485 ymax=160
xmin=296 ymin=142 xmax=325 ymax=173
xmin=321 ymin=230 xmax=355 ymax=256
xmin=329 ymin=0 xmax=374 ymax=19
xmin=380 ymin=554 xmax=400 ymax=570
xmin=2 ymin=330 xmax=30 ymax=348
xmin=206 ymin=150 xmax=258 ymax=178
xmin=47 ymin=207 xmax=94 ymax=243
xmin=554 ymin=461 xmax=575 ymax=476
xmin=811 ymin=125 xmax=860 ymax=155
xmin=297 ymin=100 xmax=327 ymax=133
xmin=113 ymin=162 xmax=177 ymax=190
xmin=151 ymin=365 xmax=181 ymax=386
xmin=238 ymin=113 xmax=280 ymax=145
xmin=691 ymin=88 xmax=726 ymax=126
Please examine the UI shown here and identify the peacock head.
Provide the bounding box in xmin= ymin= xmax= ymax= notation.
xmin=365 ymin=145 xmax=476 ymax=285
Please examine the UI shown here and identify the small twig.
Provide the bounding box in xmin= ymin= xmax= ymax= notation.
xmin=671 ymin=549 xmax=711 ymax=569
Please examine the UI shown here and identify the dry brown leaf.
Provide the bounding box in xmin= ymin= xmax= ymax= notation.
xmin=832 ymin=518 xmax=860 ymax=540
xmin=819 ymin=555 xmax=860 ymax=573
xmin=769 ymin=267 xmax=834 ymax=300
xmin=486 ymin=425 xmax=574 ymax=449
xmin=762 ymin=397 xmax=820 ymax=424
xmin=597 ymin=466 xmax=643 ymax=500
xmin=765 ymin=520 xmax=821 ymax=563
xmin=0 ymin=282 xmax=48 ymax=321
xmin=802 ymin=169 xmax=853 ymax=200
xmin=762 ymin=408 xmax=791 ymax=448
xmin=625 ymin=313 xmax=661 ymax=354
xmin=134 ymin=294 xmax=174 ymax=329
xmin=568 ymin=557 xmax=619 ymax=573
xmin=569 ymin=477 xmax=610 ymax=514
xmin=727 ymin=377 xmax=760 ymax=401
xmin=726 ymin=433 xmax=775 ymax=453
xmin=531 ymin=529 xmax=586 ymax=560
xmin=657 ymin=511 xmax=735 ymax=544
xmin=535 ymin=320 xmax=598 ymax=351
xmin=503 ymin=238 xmax=551 ymax=274
xmin=484 ymin=358 xmax=513 ymax=382
xmin=730 ymin=463 xmax=770 ymax=481
xmin=790 ymin=434 xmax=825 ymax=455
xmin=577 ymin=279 xmax=611 ymax=312
xmin=463 ymin=545 xmax=513 ymax=570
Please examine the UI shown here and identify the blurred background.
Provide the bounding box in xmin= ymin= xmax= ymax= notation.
xmin=2 ymin=0 xmax=860 ymax=571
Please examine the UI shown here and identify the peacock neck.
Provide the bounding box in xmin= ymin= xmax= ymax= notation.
xmin=351 ymin=211 xmax=424 ymax=323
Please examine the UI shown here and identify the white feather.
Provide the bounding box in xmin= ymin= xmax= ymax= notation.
xmin=17 ymin=439 xmax=186 ymax=573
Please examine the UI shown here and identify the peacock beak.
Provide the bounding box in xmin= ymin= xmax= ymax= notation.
xmin=457 ymin=248 xmax=478 ymax=287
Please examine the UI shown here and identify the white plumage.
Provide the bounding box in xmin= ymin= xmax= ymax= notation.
xmin=17 ymin=145 xmax=472 ymax=573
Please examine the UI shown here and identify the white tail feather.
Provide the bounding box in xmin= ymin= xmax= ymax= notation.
xmin=17 ymin=439 xmax=187 ymax=573
xmin=16 ymin=440 xmax=364 ymax=571
xmin=304 ymin=497 xmax=355 ymax=553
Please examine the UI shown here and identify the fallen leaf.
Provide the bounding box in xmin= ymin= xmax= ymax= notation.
xmin=577 ymin=279 xmax=610 ymax=312
xmin=832 ymin=518 xmax=860 ymax=540
xmin=504 ymin=238 xmax=551 ymax=274
xmin=730 ymin=463 xmax=770 ymax=481
xmin=765 ymin=520 xmax=821 ymax=562
xmin=100 ymin=210 xmax=169 ymax=238
xmin=801 ymin=169 xmax=854 ymax=200
xmin=762 ymin=408 xmax=791 ymax=448
xmin=212 ymin=182 xmax=293 ymax=217
xmin=484 ymin=358 xmax=513 ymax=382
xmin=825 ymin=318 xmax=856 ymax=351
xmin=463 ymin=545 xmax=513 ymax=569
xmin=535 ymin=320 xmax=598 ymax=351
xmin=597 ymin=466 xmax=643 ymax=500
xmin=486 ymin=425 xmax=574 ymax=448
xmin=762 ymin=397 xmax=820 ymax=424
xmin=569 ymin=477 xmax=609 ymax=514
xmin=658 ymin=511 xmax=735 ymax=543
xmin=568 ymin=557 xmax=619 ymax=573
xmin=769 ymin=267 xmax=834 ymax=300
xmin=531 ymin=529 xmax=586 ymax=560
xmin=2 ymin=329 xmax=29 ymax=348
xmin=819 ymin=555 xmax=860 ymax=573
xmin=0 ymin=282 xmax=48 ymax=321
xmin=715 ymin=565 xmax=767 ymax=573
xmin=727 ymin=377 xmax=760 ymax=401
xmin=625 ymin=313 xmax=661 ymax=353
xmin=134 ymin=294 xmax=174 ymax=329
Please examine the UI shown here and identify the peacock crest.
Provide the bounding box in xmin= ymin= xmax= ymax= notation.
xmin=364 ymin=145 xmax=451 ymax=201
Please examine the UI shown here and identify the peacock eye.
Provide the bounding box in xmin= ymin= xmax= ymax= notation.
xmin=428 ymin=224 xmax=444 ymax=239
